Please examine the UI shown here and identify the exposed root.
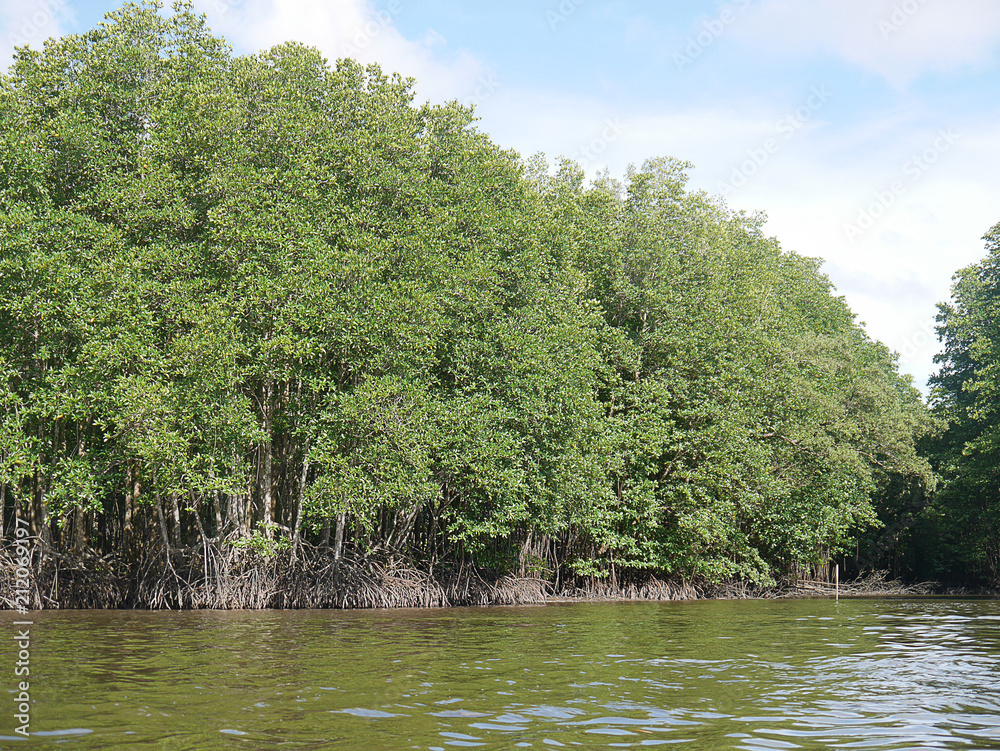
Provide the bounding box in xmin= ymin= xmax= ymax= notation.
xmin=0 ymin=538 xmax=126 ymax=610
xmin=6 ymin=543 xmax=984 ymax=611
xmin=553 ymin=574 xmax=770 ymax=602
xmin=0 ymin=539 xmax=551 ymax=610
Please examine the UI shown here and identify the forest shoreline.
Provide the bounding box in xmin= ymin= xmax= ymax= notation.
xmin=3 ymin=542 xmax=988 ymax=611
xmin=3 ymin=2 xmax=973 ymax=613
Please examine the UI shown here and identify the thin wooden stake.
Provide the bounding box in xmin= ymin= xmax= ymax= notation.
xmin=835 ymin=563 xmax=839 ymax=602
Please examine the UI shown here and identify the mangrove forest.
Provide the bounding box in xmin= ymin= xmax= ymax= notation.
xmin=0 ymin=2 xmax=996 ymax=608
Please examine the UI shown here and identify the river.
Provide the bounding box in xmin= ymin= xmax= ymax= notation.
xmin=2 ymin=598 xmax=999 ymax=749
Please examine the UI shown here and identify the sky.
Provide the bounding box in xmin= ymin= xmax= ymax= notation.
xmin=3 ymin=0 xmax=1000 ymax=394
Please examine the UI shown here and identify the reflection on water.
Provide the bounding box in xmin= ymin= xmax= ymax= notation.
xmin=2 ymin=599 xmax=999 ymax=749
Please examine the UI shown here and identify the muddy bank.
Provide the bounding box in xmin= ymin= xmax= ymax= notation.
xmin=1 ymin=541 xmax=989 ymax=610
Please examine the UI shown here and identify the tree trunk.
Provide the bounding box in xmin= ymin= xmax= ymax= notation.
xmin=123 ymin=468 xmax=136 ymax=554
xmin=170 ymin=492 xmax=182 ymax=547
xmin=73 ymin=506 xmax=86 ymax=553
xmin=291 ymin=440 xmax=310 ymax=562
xmin=156 ymin=499 xmax=171 ymax=552
xmin=213 ymin=490 xmax=223 ymax=538
xmin=333 ymin=512 xmax=346 ymax=561
xmin=261 ymin=378 xmax=274 ymax=536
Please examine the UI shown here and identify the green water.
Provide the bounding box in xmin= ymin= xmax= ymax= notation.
xmin=2 ymin=598 xmax=1000 ymax=749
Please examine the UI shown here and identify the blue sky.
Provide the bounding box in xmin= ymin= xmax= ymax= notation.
xmin=4 ymin=0 xmax=1000 ymax=393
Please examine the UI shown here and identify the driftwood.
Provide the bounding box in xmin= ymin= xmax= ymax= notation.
xmin=779 ymin=570 xmax=939 ymax=598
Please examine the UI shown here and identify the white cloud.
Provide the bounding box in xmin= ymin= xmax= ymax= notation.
xmin=477 ymin=91 xmax=788 ymax=181
xmin=0 ymin=0 xmax=72 ymax=69
xmin=721 ymin=164 xmax=1000 ymax=392
xmin=475 ymin=90 xmax=1000 ymax=392
xmin=193 ymin=0 xmax=491 ymax=105
xmin=733 ymin=0 xmax=1000 ymax=86
xmin=475 ymin=89 xmax=698 ymax=175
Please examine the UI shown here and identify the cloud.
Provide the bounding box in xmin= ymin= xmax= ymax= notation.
xmin=193 ymin=0 xmax=492 ymax=105
xmin=473 ymin=91 xmax=969 ymax=393
xmin=736 ymin=164 xmax=1000 ymax=392
xmin=490 ymin=97 xmax=1000 ymax=392
xmin=0 ymin=0 xmax=72 ymax=69
xmin=733 ymin=0 xmax=1000 ymax=86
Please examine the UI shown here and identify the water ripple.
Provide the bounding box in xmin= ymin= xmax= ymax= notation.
xmin=6 ymin=598 xmax=1000 ymax=749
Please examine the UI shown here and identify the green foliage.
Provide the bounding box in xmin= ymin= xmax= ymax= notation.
xmin=229 ymin=522 xmax=291 ymax=559
xmin=0 ymin=1 xmax=936 ymax=586
xmin=525 ymin=158 xmax=935 ymax=582
xmin=916 ymin=223 xmax=1000 ymax=585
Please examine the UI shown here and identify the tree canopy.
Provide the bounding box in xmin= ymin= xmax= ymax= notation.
xmin=0 ymin=1 xmax=940 ymax=596
xmin=908 ymin=223 xmax=1000 ymax=585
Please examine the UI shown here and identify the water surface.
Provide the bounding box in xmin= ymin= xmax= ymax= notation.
xmin=2 ymin=598 xmax=1000 ymax=749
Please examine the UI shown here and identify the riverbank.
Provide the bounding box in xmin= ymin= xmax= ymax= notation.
xmin=1 ymin=541 xmax=992 ymax=610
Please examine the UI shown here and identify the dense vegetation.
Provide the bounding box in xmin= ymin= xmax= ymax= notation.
xmin=0 ymin=3 xmax=948 ymax=604
xmin=896 ymin=224 xmax=1000 ymax=586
